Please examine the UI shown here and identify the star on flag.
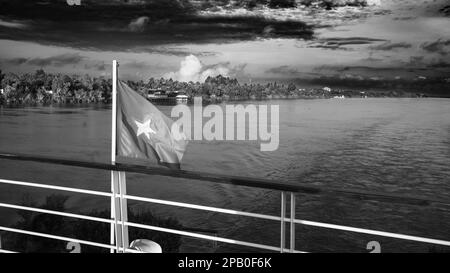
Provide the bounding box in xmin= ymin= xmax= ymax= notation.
xmin=135 ymin=118 xmax=156 ymax=139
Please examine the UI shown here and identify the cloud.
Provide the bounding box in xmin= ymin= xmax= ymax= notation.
xmin=7 ymin=57 xmax=28 ymax=65
xmin=0 ymin=1 xmax=314 ymax=50
xmin=393 ymin=16 xmax=416 ymax=21
xmin=266 ymin=65 xmax=300 ymax=76
xmin=370 ymin=41 xmax=412 ymax=51
xmin=128 ymin=16 xmax=150 ymax=32
xmin=84 ymin=61 xmax=108 ymax=71
xmin=7 ymin=53 xmax=85 ymax=67
xmin=429 ymin=61 xmax=450 ymax=68
xmin=407 ymin=56 xmax=425 ymax=66
xmin=359 ymin=56 xmax=383 ymax=63
xmin=421 ymin=39 xmax=450 ymax=55
xmin=308 ymin=37 xmax=386 ymax=50
xmin=123 ymin=61 xmax=153 ymax=70
xmin=163 ymin=55 xmax=243 ymax=83
xmin=0 ymin=19 xmax=28 ymax=29
xmin=310 ymin=55 xmax=450 ymax=80
xmin=137 ymin=47 xmax=218 ymax=57
xmin=440 ymin=5 xmax=450 ymax=16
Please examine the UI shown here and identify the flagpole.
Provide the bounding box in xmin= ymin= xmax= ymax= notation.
xmin=112 ymin=60 xmax=117 ymax=163
xmin=111 ymin=60 xmax=119 ymax=253
xmin=111 ymin=60 xmax=130 ymax=253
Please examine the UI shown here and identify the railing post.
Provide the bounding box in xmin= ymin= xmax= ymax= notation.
xmin=280 ymin=191 xmax=286 ymax=253
xmin=110 ymin=171 xmax=115 ymax=253
xmin=290 ymin=192 xmax=296 ymax=253
xmin=111 ymin=171 xmax=122 ymax=253
xmin=119 ymin=171 xmax=129 ymax=251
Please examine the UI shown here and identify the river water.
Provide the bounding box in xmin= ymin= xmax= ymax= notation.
xmin=0 ymin=98 xmax=449 ymax=252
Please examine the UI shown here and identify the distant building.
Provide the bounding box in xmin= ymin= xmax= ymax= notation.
xmin=147 ymin=89 xmax=167 ymax=99
xmin=332 ymin=95 xmax=345 ymax=99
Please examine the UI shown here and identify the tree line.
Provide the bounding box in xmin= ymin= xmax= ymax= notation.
xmin=0 ymin=69 xmax=325 ymax=105
xmin=2 ymin=69 xmax=446 ymax=105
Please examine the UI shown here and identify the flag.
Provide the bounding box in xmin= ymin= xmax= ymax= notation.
xmin=116 ymin=80 xmax=188 ymax=169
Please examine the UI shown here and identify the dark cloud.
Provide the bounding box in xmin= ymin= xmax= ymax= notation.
xmin=141 ymin=47 xmax=218 ymax=57
xmin=392 ymin=16 xmax=416 ymax=21
xmin=320 ymin=37 xmax=387 ymax=45
xmin=440 ymin=5 xmax=450 ymax=16
xmin=0 ymin=18 xmax=29 ymax=29
xmin=312 ymin=58 xmax=450 ymax=79
xmin=317 ymin=65 xmax=429 ymax=74
xmin=370 ymin=41 xmax=412 ymax=51
xmin=7 ymin=53 xmax=85 ymax=67
xmin=122 ymin=61 xmax=153 ymax=70
xmin=407 ymin=56 xmax=425 ymax=66
xmin=421 ymin=39 xmax=450 ymax=55
xmin=429 ymin=61 xmax=450 ymax=68
xmin=359 ymin=56 xmax=384 ymax=62
xmin=266 ymin=65 xmax=300 ymax=75
xmin=308 ymin=37 xmax=386 ymax=50
xmin=7 ymin=57 xmax=28 ymax=65
xmin=0 ymin=0 xmax=314 ymax=51
xmin=84 ymin=61 xmax=108 ymax=71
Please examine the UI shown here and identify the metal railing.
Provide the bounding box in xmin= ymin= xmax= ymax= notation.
xmin=0 ymin=152 xmax=449 ymax=253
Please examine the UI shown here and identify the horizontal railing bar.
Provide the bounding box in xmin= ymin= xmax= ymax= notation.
xmin=293 ymin=219 xmax=450 ymax=247
xmin=3 ymin=196 xmax=448 ymax=248
xmin=0 ymin=246 xmax=150 ymax=254
xmin=0 ymin=152 xmax=446 ymax=207
xmin=0 ymin=178 xmax=112 ymax=197
xmin=0 ymin=226 xmax=115 ymax=250
xmin=0 ymin=202 xmax=113 ymax=224
xmin=120 ymin=194 xmax=450 ymax=247
xmin=0 ymin=200 xmax=283 ymax=252
xmin=125 ymin=221 xmax=282 ymax=252
xmin=2 ymin=198 xmax=219 ymax=236
xmin=122 ymin=194 xmax=280 ymax=221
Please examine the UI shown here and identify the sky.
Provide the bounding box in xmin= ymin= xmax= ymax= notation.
xmin=0 ymin=0 xmax=449 ymax=83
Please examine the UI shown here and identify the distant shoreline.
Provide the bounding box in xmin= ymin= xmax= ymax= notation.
xmin=1 ymin=70 xmax=448 ymax=106
xmin=1 ymin=95 xmax=448 ymax=109
xmin=0 ymin=89 xmax=445 ymax=107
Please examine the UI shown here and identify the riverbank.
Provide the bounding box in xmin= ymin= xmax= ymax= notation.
xmin=0 ymin=69 xmax=444 ymax=106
